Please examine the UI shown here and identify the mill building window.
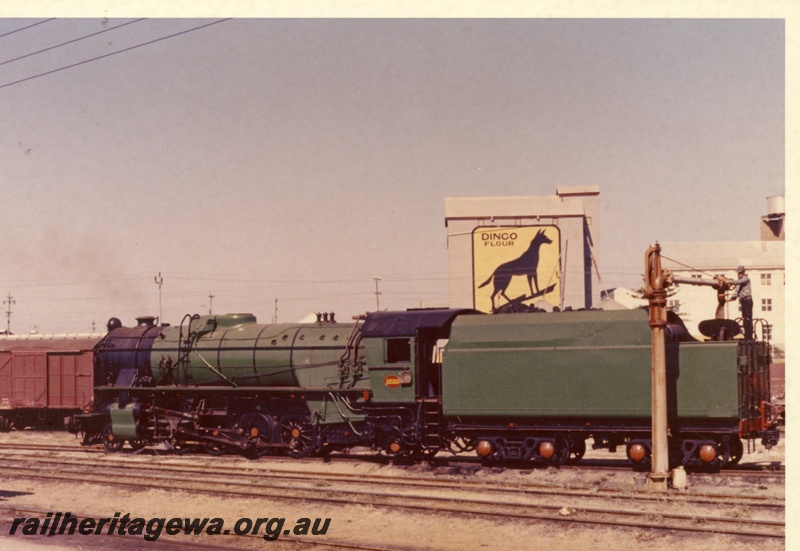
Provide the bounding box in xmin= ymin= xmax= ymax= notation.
xmin=761 ymin=273 xmax=771 ymax=286
xmin=762 ymin=299 xmax=772 ymax=312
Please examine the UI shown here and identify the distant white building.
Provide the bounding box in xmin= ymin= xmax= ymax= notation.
xmin=661 ymin=196 xmax=785 ymax=353
xmin=599 ymin=287 xmax=646 ymax=310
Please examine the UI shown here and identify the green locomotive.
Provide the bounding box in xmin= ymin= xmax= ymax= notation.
xmin=70 ymin=307 xmax=779 ymax=468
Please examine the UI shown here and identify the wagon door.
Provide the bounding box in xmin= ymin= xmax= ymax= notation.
xmin=12 ymin=353 xmax=48 ymax=407
xmin=47 ymin=351 xmax=94 ymax=409
xmin=0 ymin=352 xmax=12 ymax=410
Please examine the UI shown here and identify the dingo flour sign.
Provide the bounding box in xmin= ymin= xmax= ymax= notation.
xmin=472 ymin=225 xmax=561 ymax=312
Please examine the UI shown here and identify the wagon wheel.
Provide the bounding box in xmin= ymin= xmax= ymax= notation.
xmin=0 ymin=415 xmax=13 ymax=432
xmin=279 ymin=415 xmax=316 ymax=458
xmin=102 ymin=424 xmax=124 ymax=453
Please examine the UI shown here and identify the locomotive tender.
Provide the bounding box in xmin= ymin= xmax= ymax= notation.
xmin=68 ymin=307 xmax=779 ymax=469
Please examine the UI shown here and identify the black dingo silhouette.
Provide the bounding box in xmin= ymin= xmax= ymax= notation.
xmin=478 ymin=229 xmax=553 ymax=310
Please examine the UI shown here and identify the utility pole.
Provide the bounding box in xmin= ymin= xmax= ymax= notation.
xmin=272 ymin=298 xmax=278 ymax=324
xmin=208 ymin=293 xmax=214 ymax=315
xmin=372 ymin=276 xmax=382 ymax=311
xmin=154 ymin=272 xmax=163 ymax=323
xmin=3 ymin=292 xmax=15 ymax=334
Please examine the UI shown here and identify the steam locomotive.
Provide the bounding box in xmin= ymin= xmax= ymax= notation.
xmin=66 ymin=307 xmax=779 ymax=469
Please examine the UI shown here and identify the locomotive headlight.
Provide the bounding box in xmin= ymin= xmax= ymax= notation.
xmin=476 ymin=440 xmax=493 ymax=457
xmin=699 ymin=444 xmax=717 ymax=463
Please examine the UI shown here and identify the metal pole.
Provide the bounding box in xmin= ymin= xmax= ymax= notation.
xmin=154 ymin=272 xmax=163 ymax=323
xmin=3 ymin=292 xmax=14 ymax=334
xmin=643 ymin=244 xmax=671 ymax=491
xmin=373 ymin=276 xmax=382 ymax=311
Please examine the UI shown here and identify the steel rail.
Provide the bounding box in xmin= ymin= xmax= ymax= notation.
xmin=0 ymin=450 xmax=784 ymax=508
xmin=0 ymin=440 xmax=784 ymax=476
xmin=0 ymin=462 xmax=784 ymax=540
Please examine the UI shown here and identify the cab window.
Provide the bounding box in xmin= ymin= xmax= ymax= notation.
xmin=385 ymin=338 xmax=411 ymax=363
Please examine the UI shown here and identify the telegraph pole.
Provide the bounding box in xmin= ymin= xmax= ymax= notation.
xmin=154 ymin=272 xmax=164 ymax=322
xmin=273 ymin=298 xmax=278 ymax=324
xmin=3 ymin=292 xmax=14 ymax=334
xmin=208 ymin=293 xmax=214 ymax=315
xmin=372 ymin=276 xmax=382 ymax=311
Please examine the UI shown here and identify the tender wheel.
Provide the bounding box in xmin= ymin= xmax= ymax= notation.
xmin=727 ymin=438 xmax=744 ymax=466
xmin=552 ymin=436 xmax=571 ymax=466
xmin=280 ymin=416 xmax=315 ymax=458
xmin=539 ymin=437 xmax=570 ymax=466
xmin=102 ymin=424 xmax=124 ymax=453
xmin=567 ymin=438 xmax=587 ymax=464
xmin=449 ymin=436 xmax=477 ymax=453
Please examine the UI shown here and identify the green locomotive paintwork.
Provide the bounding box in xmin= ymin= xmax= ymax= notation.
xmin=149 ymin=314 xmax=364 ymax=389
xmin=441 ymin=309 xmax=739 ymax=420
xmin=363 ymin=336 xmax=416 ymax=402
xmin=78 ymin=306 xmax=775 ymax=464
xmin=144 ymin=314 xmax=368 ymax=425
xmin=108 ymin=403 xmax=138 ymax=440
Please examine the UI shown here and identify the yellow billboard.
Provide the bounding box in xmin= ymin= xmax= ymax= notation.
xmin=472 ymin=225 xmax=561 ymax=312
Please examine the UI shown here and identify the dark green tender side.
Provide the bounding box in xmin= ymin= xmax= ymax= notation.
xmin=442 ymin=309 xmax=739 ymax=420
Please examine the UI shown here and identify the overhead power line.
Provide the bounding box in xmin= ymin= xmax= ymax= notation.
xmin=0 ymin=19 xmax=55 ymax=39
xmin=0 ymin=18 xmax=232 ymax=91
xmin=0 ymin=18 xmax=147 ymax=68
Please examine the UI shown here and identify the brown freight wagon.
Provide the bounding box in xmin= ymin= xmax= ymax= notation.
xmin=0 ymin=333 xmax=103 ymax=430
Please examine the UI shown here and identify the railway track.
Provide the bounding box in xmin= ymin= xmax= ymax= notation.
xmin=0 ymin=451 xmax=785 ymax=510
xmin=0 ymin=453 xmax=784 ymax=542
xmin=0 ymin=440 xmax=785 ymax=475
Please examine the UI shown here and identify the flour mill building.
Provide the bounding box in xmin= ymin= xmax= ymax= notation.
xmin=444 ymin=187 xmax=600 ymax=313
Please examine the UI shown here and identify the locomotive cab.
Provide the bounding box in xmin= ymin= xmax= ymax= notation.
xmin=361 ymin=309 xmax=478 ymax=403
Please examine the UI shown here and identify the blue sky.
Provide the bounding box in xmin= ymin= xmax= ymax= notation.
xmin=0 ymin=9 xmax=790 ymax=333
